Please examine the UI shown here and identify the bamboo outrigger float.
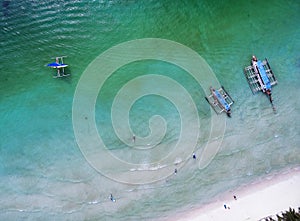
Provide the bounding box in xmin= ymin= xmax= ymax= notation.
xmin=205 ymin=86 xmax=234 ymax=117
xmin=244 ymin=55 xmax=278 ymax=111
xmin=46 ymin=56 xmax=70 ymax=78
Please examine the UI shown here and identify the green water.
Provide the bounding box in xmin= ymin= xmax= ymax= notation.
xmin=0 ymin=0 xmax=299 ymax=220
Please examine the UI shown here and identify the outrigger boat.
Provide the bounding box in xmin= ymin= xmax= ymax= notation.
xmin=46 ymin=56 xmax=70 ymax=78
xmin=205 ymin=86 xmax=234 ymax=117
xmin=244 ymin=55 xmax=277 ymax=111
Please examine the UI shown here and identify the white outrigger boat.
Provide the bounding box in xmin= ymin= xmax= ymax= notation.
xmin=244 ymin=55 xmax=277 ymax=110
xmin=46 ymin=56 xmax=70 ymax=78
xmin=205 ymin=86 xmax=234 ymax=117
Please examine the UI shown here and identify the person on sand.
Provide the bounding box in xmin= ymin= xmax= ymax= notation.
xmin=192 ymin=153 xmax=196 ymax=159
xmin=174 ymin=168 xmax=177 ymax=174
xmin=234 ymin=195 xmax=237 ymax=200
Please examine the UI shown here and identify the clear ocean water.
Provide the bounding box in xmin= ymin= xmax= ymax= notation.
xmin=0 ymin=0 xmax=299 ymax=220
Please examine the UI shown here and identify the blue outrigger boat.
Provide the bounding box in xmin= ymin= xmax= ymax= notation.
xmin=205 ymin=86 xmax=234 ymax=117
xmin=244 ymin=55 xmax=277 ymax=110
xmin=47 ymin=56 xmax=70 ymax=78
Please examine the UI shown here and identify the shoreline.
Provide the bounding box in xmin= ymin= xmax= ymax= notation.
xmin=166 ymin=166 xmax=300 ymax=221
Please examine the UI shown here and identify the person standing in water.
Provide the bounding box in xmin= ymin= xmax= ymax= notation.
xmin=110 ymin=193 xmax=116 ymax=202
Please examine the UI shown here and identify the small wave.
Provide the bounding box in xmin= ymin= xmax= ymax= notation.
xmin=51 ymin=177 xmax=91 ymax=184
xmin=174 ymin=157 xmax=182 ymax=165
xmin=130 ymin=164 xmax=167 ymax=172
xmin=4 ymin=208 xmax=42 ymax=214
xmin=87 ymin=200 xmax=100 ymax=205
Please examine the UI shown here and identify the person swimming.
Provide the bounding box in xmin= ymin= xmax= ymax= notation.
xmin=192 ymin=153 xmax=196 ymax=159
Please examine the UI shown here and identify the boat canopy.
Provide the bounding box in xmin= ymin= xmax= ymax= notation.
xmin=47 ymin=62 xmax=68 ymax=68
xmin=214 ymin=90 xmax=230 ymax=111
xmin=256 ymin=60 xmax=271 ymax=90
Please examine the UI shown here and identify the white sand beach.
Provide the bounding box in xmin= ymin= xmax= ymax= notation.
xmin=172 ymin=167 xmax=300 ymax=221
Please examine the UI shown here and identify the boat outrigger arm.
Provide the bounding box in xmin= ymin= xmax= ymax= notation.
xmin=244 ymin=55 xmax=277 ymax=106
xmin=205 ymin=86 xmax=234 ymax=117
xmin=46 ymin=56 xmax=70 ymax=78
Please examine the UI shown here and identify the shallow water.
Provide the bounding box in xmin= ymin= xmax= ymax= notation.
xmin=0 ymin=0 xmax=299 ymax=220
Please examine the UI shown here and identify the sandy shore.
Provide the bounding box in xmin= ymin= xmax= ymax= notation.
xmin=171 ymin=167 xmax=300 ymax=221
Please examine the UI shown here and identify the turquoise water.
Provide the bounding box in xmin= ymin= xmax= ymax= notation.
xmin=1 ymin=0 xmax=299 ymax=220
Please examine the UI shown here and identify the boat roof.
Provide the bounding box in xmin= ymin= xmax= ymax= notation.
xmin=47 ymin=62 xmax=68 ymax=68
xmin=214 ymin=90 xmax=230 ymax=111
xmin=256 ymin=60 xmax=271 ymax=90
